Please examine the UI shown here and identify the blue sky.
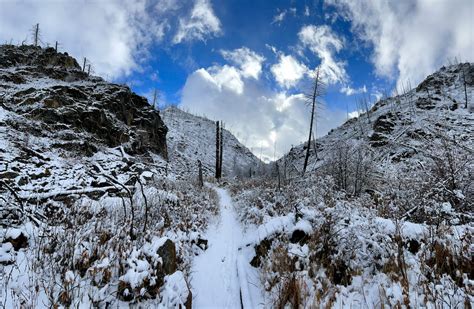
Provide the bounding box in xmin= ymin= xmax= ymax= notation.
xmin=121 ymin=0 xmax=386 ymax=111
xmin=1 ymin=0 xmax=472 ymax=160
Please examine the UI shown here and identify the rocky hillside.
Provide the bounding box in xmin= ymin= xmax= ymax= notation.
xmin=280 ymin=63 xmax=473 ymax=207
xmin=162 ymin=106 xmax=262 ymax=178
xmin=0 ymin=44 xmax=167 ymax=158
xmin=229 ymin=63 xmax=473 ymax=308
xmin=0 ymin=45 xmax=218 ymax=308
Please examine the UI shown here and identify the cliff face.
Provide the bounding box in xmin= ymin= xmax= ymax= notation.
xmin=0 ymin=44 xmax=167 ymax=158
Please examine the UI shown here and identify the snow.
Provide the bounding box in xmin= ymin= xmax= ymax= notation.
xmin=1 ymin=46 xmax=472 ymax=308
xmin=162 ymin=106 xmax=262 ymax=178
xmin=293 ymin=219 xmax=313 ymax=234
xmin=158 ymin=271 xmax=190 ymax=308
xmin=5 ymin=228 xmax=23 ymax=239
xmin=245 ymin=214 xmax=294 ymax=245
xmin=191 ymin=186 xmax=263 ymax=308
xmin=0 ymin=242 xmax=14 ymax=263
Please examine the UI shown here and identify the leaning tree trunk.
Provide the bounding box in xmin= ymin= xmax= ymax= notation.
xmin=303 ymin=69 xmax=320 ymax=175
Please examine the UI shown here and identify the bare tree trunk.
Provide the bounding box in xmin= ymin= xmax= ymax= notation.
xmin=215 ymin=121 xmax=220 ymax=179
xmin=198 ymin=160 xmax=203 ymax=187
xmin=463 ymin=68 xmax=468 ymax=109
xmin=137 ymin=177 xmax=149 ymax=233
xmin=34 ymin=24 xmax=39 ymax=47
xmin=82 ymin=58 xmax=87 ymax=72
xmin=303 ymin=69 xmax=320 ymax=175
xmin=219 ymin=123 xmax=223 ymax=178
xmin=276 ymin=162 xmax=281 ymax=191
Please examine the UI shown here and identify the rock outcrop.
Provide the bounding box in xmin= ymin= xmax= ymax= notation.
xmin=0 ymin=44 xmax=167 ymax=158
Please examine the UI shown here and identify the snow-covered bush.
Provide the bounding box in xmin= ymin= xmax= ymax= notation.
xmin=0 ymin=177 xmax=218 ymax=307
xmin=230 ymin=175 xmax=473 ymax=308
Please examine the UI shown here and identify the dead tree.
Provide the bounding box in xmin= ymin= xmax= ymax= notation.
xmin=32 ymin=23 xmax=40 ymax=47
xmin=276 ymin=162 xmax=281 ymax=191
xmin=363 ymin=94 xmax=372 ymax=123
xmin=215 ymin=121 xmax=220 ymax=179
xmin=197 ymin=160 xmax=203 ymax=187
xmin=137 ymin=176 xmax=149 ymax=233
xmin=462 ymin=66 xmax=468 ymax=109
xmin=219 ymin=122 xmax=223 ymax=178
xmin=303 ymin=68 xmax=323 ymax=175
xmin=82 ymin=57 xmax=87 ymax=72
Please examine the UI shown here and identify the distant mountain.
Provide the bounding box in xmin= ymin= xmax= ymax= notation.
xmin=162 ymin=106 xmax=262 ymax=178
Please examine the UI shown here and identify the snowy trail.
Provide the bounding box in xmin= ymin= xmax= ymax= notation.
xmin=191 ymin=186 xmax=262 ymax=309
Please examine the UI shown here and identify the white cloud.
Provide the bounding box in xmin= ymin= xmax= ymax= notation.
xmin=220 ymin=47 xmax=265 ymax=80
xmin=371 ymin=91 xmax=383 ymax=102
xmin=304 ymin=6 xmax=310 ymax=16
xmin=180 ymin=63 xmax=348 ymax=160
xmin=196 ymin=65 xmax=244 ymax=94
xmin=340 ymin=85 xmax=367 ymax=96
xmin=298 ymin=25 xmax=347 ymax=84
xmin=271 ymin=54 xmax=308 ymax=88
xmin=0 ymin=0 xmax=168 ymax=79
xmin=173 ymin=0 xmax=221 ymax=44
xmin=326 ymin=0 xmax=474 ymax=88
xmin=272 ymin=11 xmax=287 ymax=24
xmin=0 ymin=0 xmax=222 ymax=79
xmin=348 ymin=110 xmax=360 ymax=119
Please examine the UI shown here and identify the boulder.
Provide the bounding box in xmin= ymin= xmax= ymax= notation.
xmin=158 ymin=239 xmax=177 ymax=275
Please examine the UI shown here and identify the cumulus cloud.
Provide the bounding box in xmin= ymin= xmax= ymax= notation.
xmin=298 ymin=25 xmax=347 ymax=84
xmin=180 ymin=58 xmax=348 ymax=161
xmin=340 ymin=85 xmax=367 ymax=96
xmin=0 ymin=0 xmax=222 ymax=79
xmin=192 ymin=65 xmax=245 ymax=95
xmin=326 ymin=0 xmax=474 ymax=88
xmin=0 ymin=0 xmax=166 ymax=78
xmin=271 ymin=54 xmax=309 ymax=88
xmin=173 ymin=0 xmax=221 ymax=44
xmin=220 ymin=47 xmax=265 ymax=80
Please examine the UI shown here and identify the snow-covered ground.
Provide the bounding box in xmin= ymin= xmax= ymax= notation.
xmin=162 ymin=106 xmax=263 ymax=178
xmin=191 ymin=185 xmax=263 ymax=308
xmin=1 ymin=45 xmax=472 ymax=308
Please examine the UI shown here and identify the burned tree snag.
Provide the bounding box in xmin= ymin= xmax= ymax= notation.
xmin=198 ymin=160 xmax=203 ymax=187
xmin=215 ymin=121 xmax=220 ymax=179
xmin=219 ymin=122 xmax=223 ymax=178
